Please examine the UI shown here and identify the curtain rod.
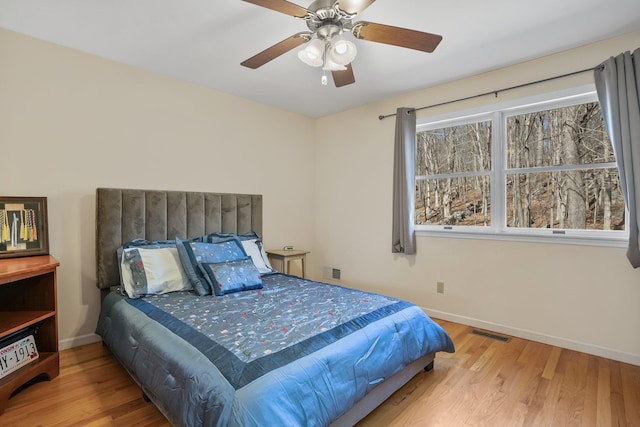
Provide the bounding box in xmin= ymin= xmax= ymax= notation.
xmin=377 ymin=65 xmax=604 ymax=120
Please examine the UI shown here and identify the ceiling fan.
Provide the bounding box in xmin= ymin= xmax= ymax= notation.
xmin=240 ymin=0 xmax=443 ymax=87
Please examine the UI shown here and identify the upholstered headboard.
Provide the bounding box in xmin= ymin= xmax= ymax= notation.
xmin=95 ymin=188 xmax=262 ymax=293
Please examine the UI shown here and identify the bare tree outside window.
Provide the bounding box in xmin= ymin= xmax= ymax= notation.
xmin=416 ymin=121 xmax=491 ymax=226
xmin=506 ymin=103 xmax=624 ymax=231
xmin=415 ymin=96 xmax=625 ymax=237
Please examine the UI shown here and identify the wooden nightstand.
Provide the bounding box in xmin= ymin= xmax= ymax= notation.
xmin=266 ymin=249 xmax=309 ymax=278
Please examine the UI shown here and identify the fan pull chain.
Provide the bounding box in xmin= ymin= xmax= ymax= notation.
xmin=321 ymin=47 xmax=328 ymax=85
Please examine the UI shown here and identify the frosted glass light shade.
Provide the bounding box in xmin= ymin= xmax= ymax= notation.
xmin=298 ymin=38 xmax=325 ymax=67
xmin=322 ymin=57 xmax=347 ymax=71
xmin=328 ymin=34 xmax=357 ymax=66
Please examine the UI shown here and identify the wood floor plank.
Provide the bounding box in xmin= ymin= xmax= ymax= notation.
xmin=595 ymin=357 xmax=611 ymax=427
xmin=542 ymin=346 xmax=562 ymax=380
xmin=621 ymin=361 xmax=640 ymax=426
xmin=551 ymin=348 xmax=589 ymax=426
xmin=1 ymin=319 xmax=639 ymax=427
xmin=609 ymin=360 xmax=628 ymax=427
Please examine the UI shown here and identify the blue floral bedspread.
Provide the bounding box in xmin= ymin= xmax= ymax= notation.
xmin=96 ymin=274 xmax=454 ymax=426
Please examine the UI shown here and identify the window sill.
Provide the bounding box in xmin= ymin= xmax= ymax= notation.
xmin=415 ymin=229 xmax=628 ymax=248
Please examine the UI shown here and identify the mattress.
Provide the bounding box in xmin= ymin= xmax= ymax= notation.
xmin=96 ymin=273 xmax=454 ymax=426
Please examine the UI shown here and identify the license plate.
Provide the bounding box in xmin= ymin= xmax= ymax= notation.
xmin=0 ymin=335 xmax=39 ymax=379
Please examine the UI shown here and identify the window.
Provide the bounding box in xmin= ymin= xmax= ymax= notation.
xmin=415 ymin=88 xmax=626 ymax=245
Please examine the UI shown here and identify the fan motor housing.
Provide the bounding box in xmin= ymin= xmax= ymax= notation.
xmin=309 ymin=0 xmax=336 ymax=17
xmin=316 ymin=24 xmax=342 ymax=40
xmin=306 ymin=0 xmax=354 ymax=34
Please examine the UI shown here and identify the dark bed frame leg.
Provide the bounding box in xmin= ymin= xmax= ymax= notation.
xmin=142 ymin=392 xmax=151 ymax=403
xmin=424 ymin=361 xmax=435 ymax=372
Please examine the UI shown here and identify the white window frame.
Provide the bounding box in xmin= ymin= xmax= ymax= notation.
xmin=415 ymin=84 xmax=628 ymax=248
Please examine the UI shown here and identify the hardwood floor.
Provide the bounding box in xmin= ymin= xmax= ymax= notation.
xmin=2 ymin=319 xmax=639 ymax=426
xmin=1 ymin=342 xmax=170 ymax=427
xmin=358 ymin=321 xmax=640 ymax=426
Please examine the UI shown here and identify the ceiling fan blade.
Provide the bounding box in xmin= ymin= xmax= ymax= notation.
xmin=337 ymin=0 xmax=377 ymax=15
xmin=352 ymin=21 xmax=442 ymax=53
xmin=241 ymin=32 xmax=311 ymax=69
xmin=332 ymin=63 xmax=356 ymax=87
xmin=242 ymin=0 xmax=309 ymax=18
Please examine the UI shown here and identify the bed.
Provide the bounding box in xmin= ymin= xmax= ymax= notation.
xmin=94 ymin=188 xmax=454 ymax=426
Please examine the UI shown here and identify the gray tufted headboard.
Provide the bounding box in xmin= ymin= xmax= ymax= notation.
xmin=95 ymin=188 xmax=262 ymax=296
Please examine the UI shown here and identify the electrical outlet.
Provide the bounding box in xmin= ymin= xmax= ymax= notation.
xmin=437 ymin=281 xmax=445 ymax=294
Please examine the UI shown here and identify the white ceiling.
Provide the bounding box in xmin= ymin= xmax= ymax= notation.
xmin=1 ymin=0 xmax=639 ymax=118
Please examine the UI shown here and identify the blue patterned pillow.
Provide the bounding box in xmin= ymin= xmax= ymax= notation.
xmin=176 ymin=237 xmax=248 ymax=296
xmin=198 ymin=258 xmax=263 ymax=296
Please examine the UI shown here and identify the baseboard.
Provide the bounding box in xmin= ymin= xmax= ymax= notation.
xmin=59 ymin=333 xmax=102 ymax=351
xmin=423 ymin=308 xmax=640 ymax=367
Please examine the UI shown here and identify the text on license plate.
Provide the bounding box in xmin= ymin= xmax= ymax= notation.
xmin=0 ymin=335 xmax=39 ymax=379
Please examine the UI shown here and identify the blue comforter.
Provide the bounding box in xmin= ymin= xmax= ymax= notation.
xmin=96 ymin=274 xmax=454 ymax=426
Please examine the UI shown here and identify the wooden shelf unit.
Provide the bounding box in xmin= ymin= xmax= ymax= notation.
xmin=0 ymin=255 xmax=59 ymax=415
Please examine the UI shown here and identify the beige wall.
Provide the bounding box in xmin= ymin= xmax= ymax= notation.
xmin=313 ymin=31 xmax=640 ymax=365
xmin=0 ymin=28 xmax=316 ymax=348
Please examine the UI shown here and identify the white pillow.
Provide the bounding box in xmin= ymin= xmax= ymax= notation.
xmin=241 ymin=239 xmax=275 ymax=274
xmin=120 ymin=247 xmax=192 ymax=298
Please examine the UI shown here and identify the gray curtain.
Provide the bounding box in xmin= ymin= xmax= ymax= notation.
xmin=391 ymin=107 xmax=416 ymax=254
xmin=594 ymin=48 xmax=640 ymax=267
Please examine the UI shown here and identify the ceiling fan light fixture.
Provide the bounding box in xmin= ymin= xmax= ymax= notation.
xmin=297 ymin=38 xmax=326 ymax=67
xmin=242 ymin=0 xmax=444 ymax=88
xmin=327 ymin=34 xmax=357 ymax=66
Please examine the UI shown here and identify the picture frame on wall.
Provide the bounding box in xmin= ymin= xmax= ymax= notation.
xmin=0 ymin=196 xmax=49 ymax=259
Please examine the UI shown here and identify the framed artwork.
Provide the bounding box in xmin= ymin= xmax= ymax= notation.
xmin=0 ymin=197 xmax=49 ymax=259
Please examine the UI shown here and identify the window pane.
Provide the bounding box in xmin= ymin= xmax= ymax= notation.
xmin=506 ymin=168 xmax=625 ymax=230
xmin=416 ymin=121 xmax=491 ymax=175
xmin=506 ymin=102 xmax=614 ymax=169
xmin=416 ymin=177 xmax=491 ymax=226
